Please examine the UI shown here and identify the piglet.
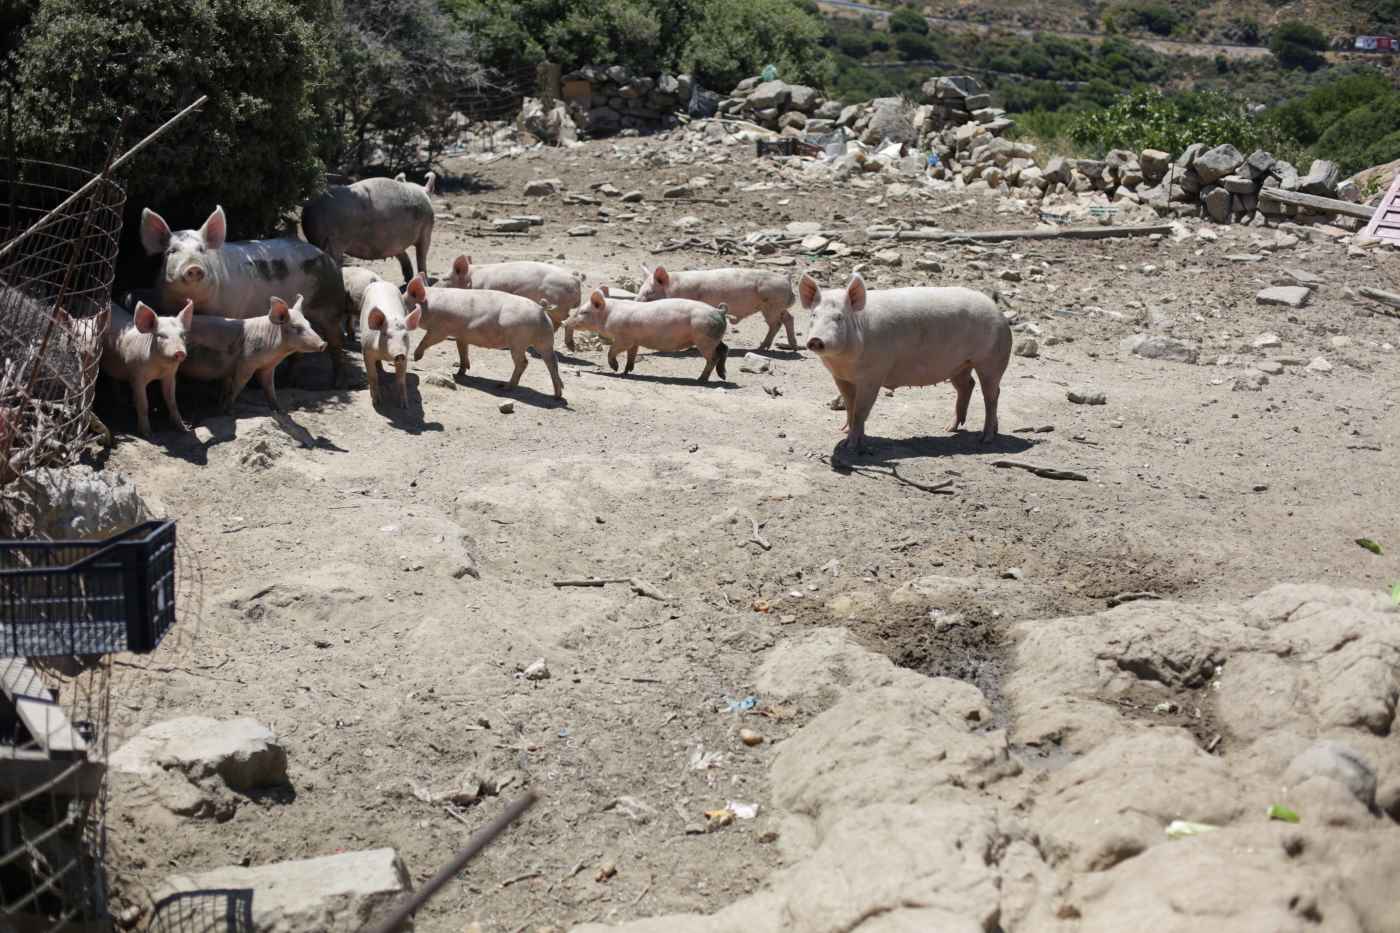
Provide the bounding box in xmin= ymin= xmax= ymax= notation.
xmin=100 ymin=299 xmax=194 ymax=437
xmin=341 ymin=267 xmax=383 ymax=337
xmin=412 ymin=285 xmax=564 ymax=399
xmin=638 ymin=264 xmax=795 ymax=350
xmin=564 ymin=289 xmax=729 ymax=382
xmin=361 ymin=276 xmax=424 ymax=408
xmin=181 ymin=295 xmax=327 ymax=412
xmin=444 ymin=254 xmax=584 ymax=351
xmin=799 ymin=273 xmax=1011 ymax=453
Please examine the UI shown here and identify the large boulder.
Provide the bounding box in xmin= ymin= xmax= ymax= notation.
xmin=1193 ymin=144 xmax=1244 ymax=184
xmin=746 ymin=80 xmax=791 ymax=111
xmin=4 ymin=465 xmax=151 ymax=539
xmin=1139 ymin=148 xmax=1171 ymax=185
xmin=154 ymin=848 xmax=411 ymax=933
xmin=865 ymin=98 xmax=918 ymax=146
xmin=111 ymin=716 xmax=288 ymax=793
xmin=1300 ymin=159 xmax=1341 ymax=196
xmin=787 ymin=85 xmax=821 ymax=114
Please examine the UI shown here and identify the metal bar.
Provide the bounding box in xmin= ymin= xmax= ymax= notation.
xmin=0 ymin=95 xmax=207 ymax=263
xmin=360 ymin=791 xmax=538 ymax=933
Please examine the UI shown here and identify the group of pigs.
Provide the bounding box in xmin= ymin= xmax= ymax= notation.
xmin=98 ymin=173 xmax=1011 ymax=452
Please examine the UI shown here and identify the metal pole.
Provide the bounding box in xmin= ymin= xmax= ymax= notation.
xmin=360 ymin=790 xmax=539 ymax=933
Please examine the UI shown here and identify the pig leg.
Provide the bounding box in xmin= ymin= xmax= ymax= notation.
xmin=758 ymin=311 xmax=783 ymax=351
xmin=607 ymin=343 xmax=622 ymax=372
xmin=414 ymin=228 xmax=431 ymax=282
xmin=223 ymin=364 xmax=258 ymax=413
xmin=256 ymin=366 xmax=282 ymax=411
xmin=539 ymin=347 xmax=564 ymax=399
xmin=323 ymin=328 xmax=348 ymax=390
xmin=506 ymin=347 xmax=528 ymax=390
xmin=160 ymin=373 xmax=191 ymax=433
xmin=563 ymin=323 xmax=577 ymax=352
xmin=456 ymin=339 xmax=471 ymax=374
xmin=699 ymin=347 xmax=716 ymax=382
xmin=411 ymin=332 xmax=445 ymax=364
xmin=397 ymin=369 xmax=409 ymax=409
xmin=781 ymin=310 xmax=797 ymax=349
xmin=949 ymin=367 xmax=975 ymax=432
xmin=843 ymin=380 xmax=881 ymax=454
xmin=833 ymin=379 xmax=856 ymax=432
xmin=623 ymin=346 xmax=638 ymax=374
xmin=973 ymin=360 xmax=1003 ymax=442
xmin=130 ymin=378 xmax=153 ymax=438
xmin=363 ymin=351 xmax=381 ymax=406
xmin=395 ymin=252 xmax=415 ymax=284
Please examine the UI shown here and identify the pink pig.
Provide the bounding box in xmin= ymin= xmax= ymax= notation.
xmin=100 ymin=300 xmax=194 ymax=437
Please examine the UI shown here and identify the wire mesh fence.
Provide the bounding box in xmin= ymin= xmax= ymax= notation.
xmin=444 ymin=63 xmax=541 ymax=157
xmin=0 ymin=158 xmax=124 ymax=484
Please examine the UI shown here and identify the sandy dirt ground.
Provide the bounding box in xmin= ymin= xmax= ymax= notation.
xmin=98 ymin=127 xmax=1399 ymax=931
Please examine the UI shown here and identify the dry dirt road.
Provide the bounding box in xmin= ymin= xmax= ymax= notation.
xmin=101 ymin=127 xmax=1399 ymax=930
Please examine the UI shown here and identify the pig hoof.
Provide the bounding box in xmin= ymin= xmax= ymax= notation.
xmin=608 ymin=358 xmax=618 ymax=372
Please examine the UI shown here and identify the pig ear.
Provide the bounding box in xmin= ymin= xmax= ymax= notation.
xmin=394 ymin=172 xmax=406 ymax=183
xmin=798 ymin=274 xmax=820 ymax=310
xmin=405 ymin=305 xmax=423 ymax=330
xmin=423 ymin=172 xmax=436 ymax=195
xmin=367 ymin=307 xmax=387 ymax=331
xmin=269 ymin=297 xmax=290 ymax=323
xmin=600 ymin=285 xmax=610 ymax=296
xmin=407 ymin=274 xmax=428 ymax=302
xmin=589 ymin=289 xmax=607 ymax=310
xmin=200 ymin=206 xmax=227 ymax=250
xmin=134 ymin=302 xmax=158 ymax=334
xmin=177 ymin=299 xmax=194 ymax=330
xmin=290 ymin=294 xmax=305 ymax=316
xmin=140 ymin=208 xmax=173 ymax=255
xmin=846 ymin=273 xmax=867 ymax=313
xmin=452 ymin=255 xmax=469 ymax=276
xmin=652 ymin=265 xmax=670 ymax=287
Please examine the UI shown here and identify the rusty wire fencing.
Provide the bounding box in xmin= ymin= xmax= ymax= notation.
xmin=0 ymin=159 xmax=124 ymax=485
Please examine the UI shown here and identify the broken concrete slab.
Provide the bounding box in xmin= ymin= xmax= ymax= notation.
xmin=1120 ymin=334 xmax=1200 ymax=364
xmin=111 ymin=717 xmax=287 ymax=793
xmin=155 ymin=848 xmax=410 ymax=933
xmin=1256 ymin=285 xmax=1311 ymax=308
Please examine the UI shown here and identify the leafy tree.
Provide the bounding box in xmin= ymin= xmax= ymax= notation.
xmin=681 ymin=0 xmax=833 ymax=88
xmin=895 ymin=31 xmax=936 ymax=61
xmin=889 ymin=7 xmax=928 ymax=36
xmin=1269 ymin=21 xmax=1327 ymax=71
xmin=1069 ymin=88 xmax=1285 ymax=156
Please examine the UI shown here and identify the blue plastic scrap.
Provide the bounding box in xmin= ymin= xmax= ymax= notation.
xmin=723 ymin=695 xmax=758 ymax=713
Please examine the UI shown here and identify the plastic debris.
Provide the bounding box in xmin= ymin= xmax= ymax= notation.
xmin=1267 ymin=804 xmax=1300 ymax=823
xmin=688 ymin=745 xmax=724 ymax=771
xmin=1165 ymin=820 xmax=1220 ymax=839
xmin=761 ymin=64 xmax=778 ymax=81
xmin=724 ymin=696 xmax=758 ymax=713
xmin=727 ymin=801 xmax=759 ymax=820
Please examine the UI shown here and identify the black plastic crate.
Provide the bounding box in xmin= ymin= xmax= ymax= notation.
xmin=0 ymin=521 xmax=176 ymax=656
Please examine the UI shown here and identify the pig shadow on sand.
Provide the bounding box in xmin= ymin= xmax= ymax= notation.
xmin=595 ymin=369 xmax=737 ymax=390
xmin=451 ymin=373 xmax=568 ymax=410
xmin=373 ymin=376 xmax=445 ymax=434
xmin=833 ymin=430 xmax=1038 ymax=467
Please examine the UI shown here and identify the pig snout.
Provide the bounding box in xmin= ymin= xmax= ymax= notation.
xmin=173 ymin=349 xmax=187 ymax=363
xmin=807 ymin=337 xmax=825 ymax=352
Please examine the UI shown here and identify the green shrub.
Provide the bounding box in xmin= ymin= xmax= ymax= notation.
xmin=836 ymin=29 xmax=873 ymax=58
xmin=1269 ymin=21 xmax=1327 ymax=71
xmin=889 ymin=7 xmax=928 ymax=35
xmin=1313 ymin=94 xmax=1400 ymax=175
xmin=1107 ymin=2 xmax=1185 ymax=37
xmin=7 ymin=0 xmax=334 ymax=241
xmin=680 ymin=0 xmax=833 ymax=89
xmin=1069 ymin=88 xmax=1286 ymax=157
xmin=895 ymin=31 xmax=936 ymax=61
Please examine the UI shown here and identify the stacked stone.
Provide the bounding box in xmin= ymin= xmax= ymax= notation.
xmin=564 ymin=65 xmax=693 ymax=136
xmin=716 ymin=78 xmax=836 ymax=135
xmin=1135 ymin=145 xmax=1351 ymax=225
xmin=920 ymin=75 xmax=1013 ymax=136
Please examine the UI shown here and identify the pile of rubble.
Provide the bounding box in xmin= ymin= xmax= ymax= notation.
xmin=562 ymin=65 xmax=694 ymax=136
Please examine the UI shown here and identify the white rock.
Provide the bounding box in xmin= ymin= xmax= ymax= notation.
xmin=155 ymin=848 xmax=410 ymax=933
xmin=1252 ymin=332 xmax=1282 ymax=349
xmin=1256 ymin=286 xmax=1311 ymax=308
xmin=1306 ymin=357 xmax=1333 ymax=373
xmin=110 ymin=717 xmax=287 ymax=792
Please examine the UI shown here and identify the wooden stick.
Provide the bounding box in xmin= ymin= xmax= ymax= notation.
xmin=1258 ymin=188 xmax=1375 ymax=220
xmin=552 ymin=577 xmax=673 ymax=600
xmin=500 ymin=870 xmax=543 ymax=888
xmin=991 ymin=460 xmax=1088 ymax=481
xmin=553 ymin=577 xmax=630 ymax=588
xmin=896 ymin=224 xmax=1174 ymax=243
xmin=1358 ymin=286 xmax=1400 ymax=311
xmin=744 ymin=512 xmax=771 ymax=551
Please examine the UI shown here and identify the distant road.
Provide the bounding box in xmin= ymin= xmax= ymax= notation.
xmin=816 ymin=0 xmax=1275 ymax=61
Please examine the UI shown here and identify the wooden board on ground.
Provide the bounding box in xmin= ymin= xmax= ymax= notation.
xmin=0 ymin=659 xmax=87 ymax=758
xmin=1258 ymin=188 xmax=1376 ymax=221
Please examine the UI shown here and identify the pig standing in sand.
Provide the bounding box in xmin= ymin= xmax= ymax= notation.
xmin=444 ymin=254 xmax=584 ymax=351
xmin=181 ymin=295 xmax=327 ymax=413
xmin=800 ymin=272 xmax=1010 ymax=453
xmin=141 ymin=205 xmax=349 ymax=386
xmin=100 ymin=299 xmax=194 ymax=437
xmin=410 ymin=281 xmax=564 ymax=400
xmin=565 ymin=289 xmax=729 ymax=383
xmin=302 ymin=174 xmax=435 ymax=283
xmin=638 ymin=264 xmax=796 ymax=351
xmin=341 ymin=267 xmax=383 ymax=337
xmin=361 ymin=276 xmax=425 ymax=409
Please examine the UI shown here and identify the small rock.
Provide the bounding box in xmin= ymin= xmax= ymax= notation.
xmin=1120 ymin=334 xmax=1199 ymax=364
xmin=738 ymin=729 xmax=764 ymax=747
xmin=1014 ymin=338 xmax=1039 ymax=358
xmin=597 ymin=183 xmax=621 ymax=197
xmin=662 ymin=184 xmax=690 ymax=199
xmin=1256 ymin=285 xmax=1311 ymax=308
xmin=1274 ymin=268 xmax=1323 ymax=288
xmin=1330 ymin=335 xmax=1353 ymax=349
xmin=673 ymin=215 xmax=703 ymax=230
xmin=914 ymin=257 xmax=944 ymax=272
xmin=998 ymin=269 xmax=1021 ymax=282
xmin=523 ymin=178 xmax=561 ymax=196
xmin=499 ymin=401 xmax=515 ymax=414
xmin=596 ymin=861 xmax=617 ymax=882
xmin=1285 ymin=741 xmax=1376 ymax=809
xmin=1306 ymin=357 xmax=1333 ymax=373
xmin=567 ymin=225 xmax=597 ymax=237
xmin=874 ymin=248 xmax=902 ymax=266
xmin=1002 ymin=567 xmax=1024 ymax=580
xmin=1067 ymin=387 xmax=1107 ymax=405
xmin=801 ymin=234 xmax=830 ymax=252
xmin=738 ymin=353 xmax=772 ymax=374
xmin=1256 ymin=360 xmax=1285 ymax=375
xmin=621 ymin=190 xmax=644 ymax=203
xmin=521 ymin=658 xmax=549 ymax=681
xmin=1252 ymin=332 xmax=1282 ymax=349
xmin=1233 ymin=371 xmax=1269 ymax=391
xmin=423 ymin=373 xmax=457 ymax=390
xmin=493 ymin=217 xmax=530 ymax=232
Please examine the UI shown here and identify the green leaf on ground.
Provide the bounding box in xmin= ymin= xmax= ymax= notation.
xmin=1356 ymin=538 xmax=1383 ymax=555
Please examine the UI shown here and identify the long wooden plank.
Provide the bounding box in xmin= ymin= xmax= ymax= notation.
xmin=896 ymin=223 xmax=1174 ymax=243
xmin=0 ymin=659 xmax=86 ymax=758
xmin=1258 ymin=188 xmax=1376 ymax=220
